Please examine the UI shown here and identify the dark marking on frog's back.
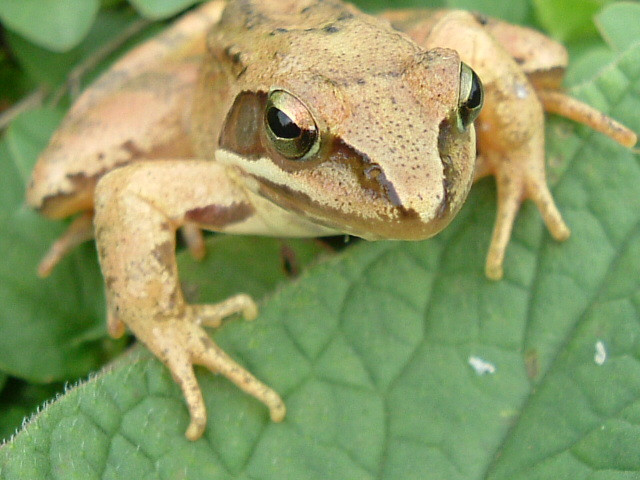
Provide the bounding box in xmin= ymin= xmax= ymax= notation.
xmin=185 ymin=202 xmax=255 ymax=228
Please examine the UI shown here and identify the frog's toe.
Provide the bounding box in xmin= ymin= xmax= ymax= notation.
xmin=191 ymin=293 xmax=258 ymax=328
xmin=164 ymin=349 xmax=208 ymax=441
xmin=37 ymin=211 xmax=94 ymax=277
xmin=190 ymin=324 xmax=286 ymax=425
xmin=528 ymin=180 xmax=570 ymax=241
xmin=486 ymin=179 xmax=521 ymax=280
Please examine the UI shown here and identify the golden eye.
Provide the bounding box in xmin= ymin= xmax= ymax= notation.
xmin=265 ymin=90 xmax=319 ymax=160
xmin=457 ymin=63 xmax=483 ymax=130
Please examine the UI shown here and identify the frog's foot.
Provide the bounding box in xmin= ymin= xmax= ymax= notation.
xmin=538 ymin=90 xmax=637 ymax=148
xmin=146 ymin=295 xmax=284 ymax=441
xmin=480 ymin=154 xmax=570 ymax=280
xmin=37 ymin=211 xmax=94 ymax=277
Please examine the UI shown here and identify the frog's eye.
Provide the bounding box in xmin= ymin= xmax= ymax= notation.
xmin=265 ymin=90 xmax=319 ymax=160
xmin=457 ymin=63 xmax=483 ymax=130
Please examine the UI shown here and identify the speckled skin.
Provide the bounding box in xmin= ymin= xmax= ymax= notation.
xmin=26 ymin=0 xmax=636 ymax=440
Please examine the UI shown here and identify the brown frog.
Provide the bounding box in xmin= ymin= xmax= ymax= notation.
xmin=26 ymin=0 xmax=636 ymax=440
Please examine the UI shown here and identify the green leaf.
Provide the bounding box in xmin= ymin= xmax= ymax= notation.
xmin=8 ymin=9 xmax=157 ymax=90
xmin=0 ymin=380 xmax=63 ymax=443
xmin=595 ymin=1 xmax=640 ymax=51
xmin=446 ymin=0 xmax=530 ymax=23
xmin=0 ymin=108 xmax=108 ymax=382
xmin=533 ymin=0 xmax=610 ymax=42
xmin=2 ymin=40 xmax=639 ymax=475
xmin=128 ymin=0 xmax=200 ymax=19
xmin=0 ymin=0 xmax=100 ymax=52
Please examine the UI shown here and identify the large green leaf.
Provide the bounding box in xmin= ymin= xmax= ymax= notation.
xmin=0 ymin=108 xmax=108 ymax=383
xmin=595 ymin=1 xmax=640 ymax=51
xmin=8 ymin=9 xmax=160 ymax=91
xmin=0 ymin=0 xmax=100 ymax=52
xmin=533 ymin=0 xmax=609 ymax=42
xmin=1 ymin=1 xmax=639 ymax=479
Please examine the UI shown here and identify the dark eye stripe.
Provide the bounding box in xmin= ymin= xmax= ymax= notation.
xmin=218 ymin=91 xmax=266 ymax=159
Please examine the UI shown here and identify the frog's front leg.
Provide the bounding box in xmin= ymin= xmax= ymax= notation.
xmin=94 ymin=160 xmax=286 ymax=441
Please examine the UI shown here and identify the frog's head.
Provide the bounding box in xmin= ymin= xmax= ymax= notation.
xmin=212 ymin=9 xmax=483 ymax=240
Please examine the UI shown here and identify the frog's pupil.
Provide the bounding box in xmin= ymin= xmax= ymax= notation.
xmin=267 ymin=107 xmax=301 ymax=139
xmin=468 ymin=71 xmax=483 ymax=109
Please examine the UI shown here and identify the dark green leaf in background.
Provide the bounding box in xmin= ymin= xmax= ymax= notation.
xmin=128 ymin=0 xmax=200 ymax=19
xmin=533 ymin=0 xmax=610 ymax=42
xmin=0 ymin=108 xmax=108 ymax=383
xmin=0 ymin=0 xmax=100 ymax=52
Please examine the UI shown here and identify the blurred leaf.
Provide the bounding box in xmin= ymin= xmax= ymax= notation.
xmin=0 ymin=108 xmax=108 ymax=383
xmin=0 ymin=0 xmax=100 ymax=52
xmin=7 ymin=9 xmax=154 ymax=89
xmin=446 ymin=0 xmax=530 ymax=23
xmin=128 ymin=0 xmax=200 ymax=19
xmin=595 ymin=1 xmax=640 ymax=51
xmin=351 ymin=0 xmax=444 ymax=12
xmin=533 ymin=0 xmax=609 ymax=42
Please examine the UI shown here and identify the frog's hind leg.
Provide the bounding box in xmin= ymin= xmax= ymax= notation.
xmin=537 ymin=90 xmax=637 ymax=148
xmin=38 ymin=211 xmax=94 ymax=277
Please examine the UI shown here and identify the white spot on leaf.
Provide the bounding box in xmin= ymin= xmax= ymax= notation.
xmin=468 ymin=356 xmax=496 ymax=375
xmin=594 ymin=340 xmax=607 ymax=365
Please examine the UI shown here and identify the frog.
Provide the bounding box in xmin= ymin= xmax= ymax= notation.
xmin=26 ymin=0 xmax=636 ymax=440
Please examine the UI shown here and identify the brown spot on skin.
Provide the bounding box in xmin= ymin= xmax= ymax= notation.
xmin=121 ymin=140 xmax=145 ymax=159
xmin=105 ymin=276 xmax=117 ymax=289
xmin=151 ymin=240 xmax=174 ymax=266
xmin=185 ymin=202 xmax=254 ymax=228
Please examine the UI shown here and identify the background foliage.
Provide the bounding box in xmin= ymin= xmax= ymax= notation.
xmin=0 ymin=0 xmax=639 ymax=478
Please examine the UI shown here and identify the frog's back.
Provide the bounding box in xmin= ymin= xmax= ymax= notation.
xmin=27 ymin=1 xmax=224 ymax=218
